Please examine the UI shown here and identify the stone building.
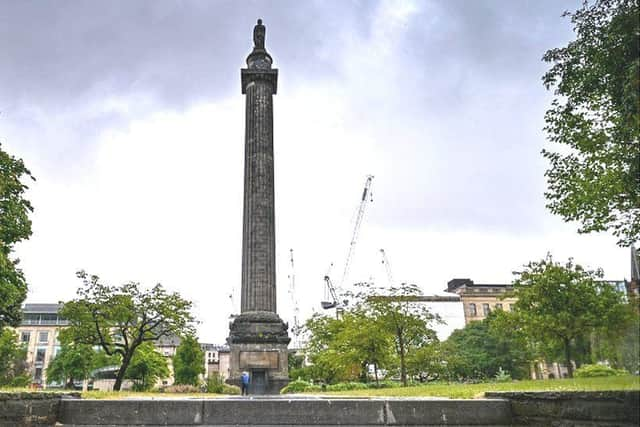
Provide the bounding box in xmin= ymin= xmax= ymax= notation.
xmin=445 ymin=279 xmax=518 ymax=324
xmin=201 ymin=343 xmax=230 ymax=381
xmin=13 ymin=303 xmax=67 ymax=386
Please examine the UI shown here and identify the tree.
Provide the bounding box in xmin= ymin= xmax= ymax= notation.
xmin=46 ymin=342 xmax=117 ymax=389
xmin=542 ymin=0 xmax=639 ymax=247
xmin=0 ymin=328 xmax=30 ymax=386
xmin=511 ymin=255 xmax=630 ymax=377
xmin=363 ymin=283 xmax=440 ymax=386
xmin=125 ymin=341 xmax=169 ymax=391
xmin=332 ymin=310 xmax=394 ymax=384
xmin=303 ymin=313 xmax=358 ymax=384
xmin=173 ymin=335 xmax=204 ymax=386
xmin=0 ymin=144 xmax=34 ymax=330
xmin=441 ymin=312 xmax=534 ymax=381
xmin=60 ymin=271 xmax=195 ymax=391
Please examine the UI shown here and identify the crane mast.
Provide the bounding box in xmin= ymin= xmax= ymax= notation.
xmin=288 ymin=249 xmax=301 ymax=348
xmin=339 ymin=175 xmax=374 ymax=290
xmin=380 ymin=248 xmax=394 ymax=287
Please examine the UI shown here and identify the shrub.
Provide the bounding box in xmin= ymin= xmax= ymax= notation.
xmin=220 ymin=384 xmax=241 ymax=395
xmin=159 ymin=384 xmax=200 ymax=393
xmin=574 ymin=364 xmax=627 ymax=378
xmin=494 ymin=367 xmax=512 ymax=383
xmin=280 ymin=379 xmax=321 ymax=394
xmin=206 ymin=373 xmax=225 ymax=393
xmin=326 ymin=382 xmax=369 ymax=392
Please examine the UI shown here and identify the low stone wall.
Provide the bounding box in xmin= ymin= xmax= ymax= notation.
xmin=0 ymin=391 xmax=80 ymax=427
xmin=486 ymin=391 xmax=639 ymax=426
xmin=59 ymin=398 xmax=513 ymax=426
xmin=2 ymin=390 xmax=638 ymax=426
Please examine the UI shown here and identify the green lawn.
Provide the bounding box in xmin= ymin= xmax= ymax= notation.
xmin=3 ymin=376 xmax=638 ymax=399
xmin=311 ymin=375 xmax=640 ymax=399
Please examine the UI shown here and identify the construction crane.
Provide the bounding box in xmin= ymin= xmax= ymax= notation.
xmin=322 ymin=175 xmax=374 ymax=316
xmin=339 ymin=175 xmax=374 ymax=289
xmin=380 ymin=248 xmax=394 ymax=287
xmin=287 ymin=249 xmax=301 ymax=347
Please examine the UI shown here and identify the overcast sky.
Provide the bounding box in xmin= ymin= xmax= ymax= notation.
xmin=2 ymin=0 xmax=631 ymax=343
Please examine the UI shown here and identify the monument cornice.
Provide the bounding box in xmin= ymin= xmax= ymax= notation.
xmin=241 ymin=68 xmax=278 ymax=94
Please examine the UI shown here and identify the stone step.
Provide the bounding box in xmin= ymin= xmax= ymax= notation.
xmin=58 ymin=398 xmax=513 ymax=426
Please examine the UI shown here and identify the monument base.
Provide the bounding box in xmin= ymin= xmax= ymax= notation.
xmin=227 ymin=311 xmax=290 ymax=395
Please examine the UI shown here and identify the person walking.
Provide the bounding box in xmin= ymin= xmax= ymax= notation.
xmin=241 ymin=371 xmax=250 ymax=396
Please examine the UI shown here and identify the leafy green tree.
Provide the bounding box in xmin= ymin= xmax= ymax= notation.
xmin=173 ymin=335 xmax=204 ymax=386
xmin=441 ymin=312 xmax=534 ymax=381
xmin=303 ymin=313 xmax=355 ymax=383
xmin=125 ymin=341 xmax=169 ymax=391
xmin=60 ymin=271 xmax=195 ymax=391
xmin=542 ymin=0 xmax=639 ymax=247
xmin=363 ymin=283 xmax=440 ymax=386
xmin=0 ymin=144 xmax=34 ymax=331
xmin=511 ymin=255 xmax=630 ymax=377
xmin=46 ymin=342 xmax=118 ymax=389
xmin=333 ymin=310 xmax=394 ymax=384
xmin=0 ymin=328 xmax=30 ymax=386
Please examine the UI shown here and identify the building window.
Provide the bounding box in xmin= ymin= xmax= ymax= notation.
xmin=36 ymin=348 xmax=46 ymax=363
xmin=482 ymin=303 xmax=490 ymax=316
xmin=34 ymin=367 xmax=43 ymax=382
xmin=468 ymin=303 xmax=477 ymax=316
xmin=495 ymin=303 xmax=503 ymax=310
xmin=509 ymin=304 xmax=515 ymax=311
xmin=38 ymin=331 xmax=49 ymax=343
xmin=21 ymin=332 xmax=31 ymax=343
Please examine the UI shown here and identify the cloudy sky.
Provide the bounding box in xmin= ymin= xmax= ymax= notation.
xmin=2 ymin=0 xmax=631 ymax=343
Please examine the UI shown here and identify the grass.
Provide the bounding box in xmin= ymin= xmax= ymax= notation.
xmin=310 ymin=375 xmax=640 ymax=399
xmin=3 ymin=376 xmax=638 ymax=399
xmin=80 ymin=390 xmax=227 ymax=399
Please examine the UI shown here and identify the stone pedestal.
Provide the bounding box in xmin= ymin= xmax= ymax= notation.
xmin=227 ymin=311 xmax=290 ymax=394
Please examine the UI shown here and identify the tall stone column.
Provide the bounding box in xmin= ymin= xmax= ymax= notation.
xmin=227 ymin=19 xmax=290 ymax=395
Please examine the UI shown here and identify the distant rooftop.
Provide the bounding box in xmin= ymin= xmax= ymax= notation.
xmin=22 ymin=303 xmax=64 ymax=314
xmin=445 ymin=279 xmax=511 ymax=293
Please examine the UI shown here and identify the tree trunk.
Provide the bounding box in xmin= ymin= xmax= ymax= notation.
xmin=564 ymin=338 xmax=573 ymax=378
xmin=374 ymin=363 xmax=379 ymax=385
xmin=398 ymin=332 xmax=407 ymax=387
xmin=113 ymin=353 xmax=132 ymax=391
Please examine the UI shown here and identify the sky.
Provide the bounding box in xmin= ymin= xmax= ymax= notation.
xmin=1 ymin=0 xmax=632 ymax=343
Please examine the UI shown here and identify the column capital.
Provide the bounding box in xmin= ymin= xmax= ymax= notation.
xmin=241 ymin=68 xmax=278 ymax=94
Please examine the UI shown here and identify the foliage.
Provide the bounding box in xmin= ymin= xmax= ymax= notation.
xmin=159 ymin=384 xmax=200 ymax=393
xmin=0 ymin=328 xmax=29 ymax=386
xmin=510 ymin=255 xmax=631 ymax=377
xmin=124 ymin=341 xmax=169 ymax=391
xmin=574 ymin=364 xmax=628 ymax=378
xmin=60 ymin=271 xmax=195 ymax=391
xmin=441 ymin=312 xmax=533 ymax=381
xmin=204 ymin=374 xmax=240 ymax=395
xmin=326 ymin=381 xmax=369 ymax=391
xmin=494 ymin=367 xmax=512 ymax=383
xmin=0 ymin=144 xmax=34 ymax=331
xmin=46 ymin=342 xmax=117 ymax=388
xmin=541 ymin=0 xmax=640 ymax=247
xmin=173 ymin=335 xmax=204 ymax=386
xmin=280 ymin=378 xmax=321 ymax=394
xmin=357 ymin=282 xmax=440 ymax=386
xmin=302 ymin=283 xmax=440 ymax=386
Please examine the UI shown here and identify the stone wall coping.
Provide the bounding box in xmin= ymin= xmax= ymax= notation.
xmin=485 ymin=390 xmax=639 ymax=400
xmin=0 ymin=391 xmax=81 ymax=400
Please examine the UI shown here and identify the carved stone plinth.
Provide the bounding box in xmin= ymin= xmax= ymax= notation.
xmin=227 ymin=312 xmax=290 ymax=394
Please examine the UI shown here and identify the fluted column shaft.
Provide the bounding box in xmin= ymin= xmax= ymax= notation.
xmin=241 ymin=75 xmax=277 ymax=313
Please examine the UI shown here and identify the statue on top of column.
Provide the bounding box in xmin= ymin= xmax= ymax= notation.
xmin=253 ymin=19 xmax=265 ymax=50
